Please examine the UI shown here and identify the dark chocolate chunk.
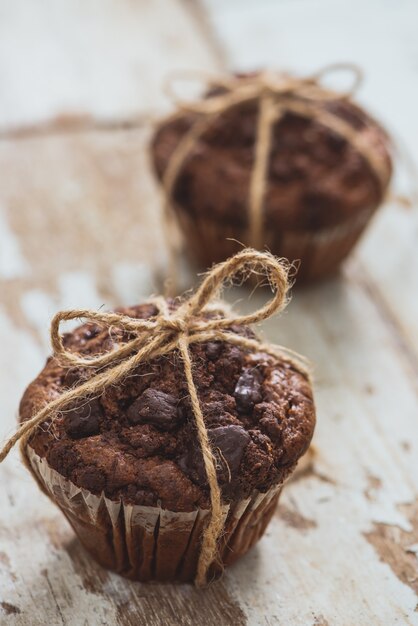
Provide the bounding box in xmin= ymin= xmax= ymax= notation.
xmin=206 ymin=342 xmax=222 ymax=361
xmin=210 ymin=425 xmax=251 ymax=474
xmin=178 ymin=424 xmax=250 ymax=485
xmin=127 ymin=388 xmax=178 ymax=430
xmin=234 ymin=368 xmax=262 ymax=413
xmin=64 ymin=398 xmax=101 ymax=439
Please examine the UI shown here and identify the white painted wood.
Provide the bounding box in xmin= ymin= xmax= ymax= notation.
xmin=0 ymin=1 xmax=418 ymax=625
xmin=0 ymin=0 xmax=219 ymax=128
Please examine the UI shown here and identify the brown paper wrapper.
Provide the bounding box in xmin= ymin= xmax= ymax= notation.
xmin=28 ymin=447 xmax=282 ymax=583
xmin=175 ymin=203 xmax=375 ymax=283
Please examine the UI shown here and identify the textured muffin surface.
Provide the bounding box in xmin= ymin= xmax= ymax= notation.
xmin=20 ymin=303 xmax=315 ymax=512
xmin=152 ymin=92 xmax=391 ymax=231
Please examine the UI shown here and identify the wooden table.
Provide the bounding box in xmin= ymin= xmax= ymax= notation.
xmin=0 ymin=1 xmax=417 ymax=624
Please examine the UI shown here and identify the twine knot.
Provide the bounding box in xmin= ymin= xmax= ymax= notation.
xmin=159 ymin=315 xmax=188 ymax=334
xmin=0 ymin=249 xmax=309 ymax=586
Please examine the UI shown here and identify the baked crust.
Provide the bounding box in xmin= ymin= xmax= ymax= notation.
xmin=20 ymin=303 xmax=316 ymax=512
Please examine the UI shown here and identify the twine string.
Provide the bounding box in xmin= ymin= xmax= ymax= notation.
xmin=0 ymin=249 xmax=308 ymax=586
xmin=248 ymin=94 xmax=282 ymax=250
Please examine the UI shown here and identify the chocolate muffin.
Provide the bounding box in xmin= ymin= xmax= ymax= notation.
xmin=20 ymin=302 xmax=315 ymax=583
xmin=151 ymin=73 xmax=392 ymax=282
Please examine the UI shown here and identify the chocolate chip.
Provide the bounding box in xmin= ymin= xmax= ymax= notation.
xmin=178 ymin=425 xmax=250 ymax=484
xmin=206 ymin=342 xmax=222 ymax=361
xmin=64 ymin=398 xmax=102 ymax=439
xmin=210 ymin=425 xmax=250 ymax=474
xmin=234 ymin=368 xmax=262 ymax=413
xmin=127 ymin=388 xmax=179 ymax=430
xmin=176 ymin=397 xmax=191 ymax=422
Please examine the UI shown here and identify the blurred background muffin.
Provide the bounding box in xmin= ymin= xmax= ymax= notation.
xmin=152 ymin=70 xmax=392 ymax=282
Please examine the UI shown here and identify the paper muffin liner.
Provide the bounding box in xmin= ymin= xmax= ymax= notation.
xmin=174 ymin=202 xmax=376 ymax=283
xmin=27 ymin=446 xmax=283 ymax=583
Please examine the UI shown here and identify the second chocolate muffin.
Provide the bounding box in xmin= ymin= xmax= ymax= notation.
xmin=152 ymin=71 xmax=392 ymax=282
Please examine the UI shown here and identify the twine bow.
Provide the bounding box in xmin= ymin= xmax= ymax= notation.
xmin=160 ymin=63 xmax=391 ymax=281
xmin=0 ymin=249 xmax=309 ymax=586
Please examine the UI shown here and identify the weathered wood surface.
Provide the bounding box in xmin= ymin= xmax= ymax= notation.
xmin=0 ymin=1 xmax=418 ymax=624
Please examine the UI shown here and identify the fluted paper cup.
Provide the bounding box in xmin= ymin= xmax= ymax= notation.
xmin=27 ymin=446 xmax=283 ymax=583
xmin=175 ymin=202 xmax=375 ymax=283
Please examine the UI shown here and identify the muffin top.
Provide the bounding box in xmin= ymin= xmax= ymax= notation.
xmin=20 ymin=303 xmax=315 ymax=512
xmin=152 ymin=77 xmax=392 ymax=231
